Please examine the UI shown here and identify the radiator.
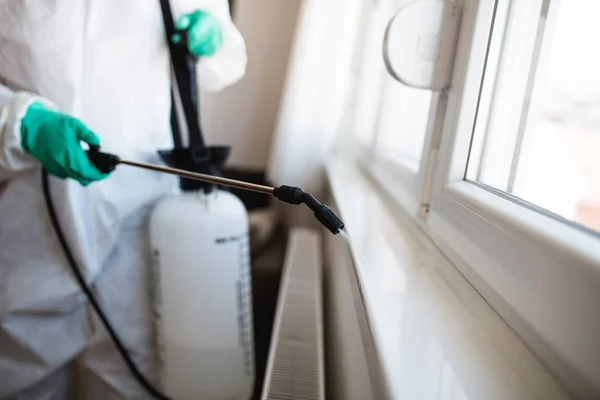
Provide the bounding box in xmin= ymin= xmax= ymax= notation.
xmin=261 ymin=228 xmax=325 ymax=400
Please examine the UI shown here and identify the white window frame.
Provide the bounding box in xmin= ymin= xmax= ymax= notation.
xmin=339 ymin=0 xmax=600 ymax=396
xmin=365 ymin=92 xmax=444 ymax=218
xmin=348 ymin=0 xmax=448 ymax=218
xmin=426 ymin=0 xmax=600 ymax=396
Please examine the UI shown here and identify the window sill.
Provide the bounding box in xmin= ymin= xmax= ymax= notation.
xmin=325 ymin=156 xmax=573 ymax=399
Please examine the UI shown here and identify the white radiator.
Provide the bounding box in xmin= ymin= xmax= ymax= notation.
xmin=261 ymin=228 xmax=325 ymax=400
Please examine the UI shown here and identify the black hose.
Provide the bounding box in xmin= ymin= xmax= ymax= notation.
xmin=41 ymin=169 xmax=171 ymax=400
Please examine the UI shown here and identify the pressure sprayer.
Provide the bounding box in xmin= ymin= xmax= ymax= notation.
xmin=82 ymin=151 xmax=343 ymax=400
xmin=41 ymin=2 xmax=343 ymax=400
xmin=84 ymin=147 xmax=343 ymax=400
xmin=44 ymin=146 xmax=343 ymax=400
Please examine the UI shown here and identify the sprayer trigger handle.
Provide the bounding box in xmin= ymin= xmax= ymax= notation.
xmin=86 ymin=145 xmax=120 ymax=174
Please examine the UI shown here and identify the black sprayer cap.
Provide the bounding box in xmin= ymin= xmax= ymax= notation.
xmin=158 ymin=146 xmax=231 ymax=192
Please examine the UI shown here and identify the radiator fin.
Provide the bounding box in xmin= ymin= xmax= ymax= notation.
xmin=262 ymin=229 xmax=325 ymax=400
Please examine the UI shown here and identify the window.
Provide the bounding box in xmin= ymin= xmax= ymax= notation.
xmin=349 ymin=0 xmax=440 ymax=215
xmin=466 ymin=0 xmax=600 ymax=233
xmin=375 ymin=77 xmax=432 ymax=169
xmin=339 ymin=0 xmax=600 ymax=396
xmin=427 ymin=1 xmax=600 ymax=396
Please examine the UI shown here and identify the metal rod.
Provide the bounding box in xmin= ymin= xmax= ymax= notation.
xmin=118 ymin=159 xmax=275 ymax=195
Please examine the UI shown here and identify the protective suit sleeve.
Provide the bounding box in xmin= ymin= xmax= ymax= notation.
xmin=0 ymin=85 xmax=55 ymax=182
xmin=178 ymin=0 xmax=247 ymax=92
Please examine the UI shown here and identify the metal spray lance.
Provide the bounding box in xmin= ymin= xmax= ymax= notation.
xmin=86 ymin=145 xmax=345 ymax=234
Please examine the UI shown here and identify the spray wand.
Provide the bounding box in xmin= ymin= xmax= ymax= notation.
xmin=87 ymin=145 xmax=344 ymax=234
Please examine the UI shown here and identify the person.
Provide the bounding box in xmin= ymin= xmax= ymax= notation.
xmin=0 ymin=1 xmax=246 ymax=398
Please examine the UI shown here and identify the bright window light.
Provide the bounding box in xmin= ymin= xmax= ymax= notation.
xmin=375 ymin=78 xmax=432 ymax=168
xmin=466 ymin=0 xmax=600 ymax=233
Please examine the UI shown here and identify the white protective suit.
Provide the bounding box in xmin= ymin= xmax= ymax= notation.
xmin=0 ymin=1 xmax=246 ymax=398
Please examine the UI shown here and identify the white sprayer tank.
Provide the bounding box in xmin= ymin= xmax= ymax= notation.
xmin=149 ymin=189 xmax=254 ymax=400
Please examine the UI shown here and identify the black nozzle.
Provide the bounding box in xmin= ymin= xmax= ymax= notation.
xmin=87 ymin=145 xmax=120 ymax=174
xmin=273 ymin=185 xmax=345 ymax=234
xmin=313 ymin=205 xmax=345 ymax=235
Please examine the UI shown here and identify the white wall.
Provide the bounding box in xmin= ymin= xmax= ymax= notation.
xmin=200 ymin=0 xmax=301 ymax=170
xmin=266 ymin=0 xmax=364 ymax=195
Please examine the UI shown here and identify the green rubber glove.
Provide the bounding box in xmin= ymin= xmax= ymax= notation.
xmin=20 ymin=102 xmax=110 ymax=186
xmin=171 ymin=10 xmax=223 ymax=57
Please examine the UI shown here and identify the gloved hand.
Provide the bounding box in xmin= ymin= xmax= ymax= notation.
xmin=171 ymin=10 xmax=223 ymax=57
xmin=20 ymin=102 xmax=110 ymax=186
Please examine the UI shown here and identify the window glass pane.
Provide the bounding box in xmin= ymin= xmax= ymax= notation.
xmin=372 ymin=0 xmax=433 ymax=167
xmin=467 ymin=0 xmax=600 ymax=232
xmin=375 ymin=79 xmax=432 ymax=167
